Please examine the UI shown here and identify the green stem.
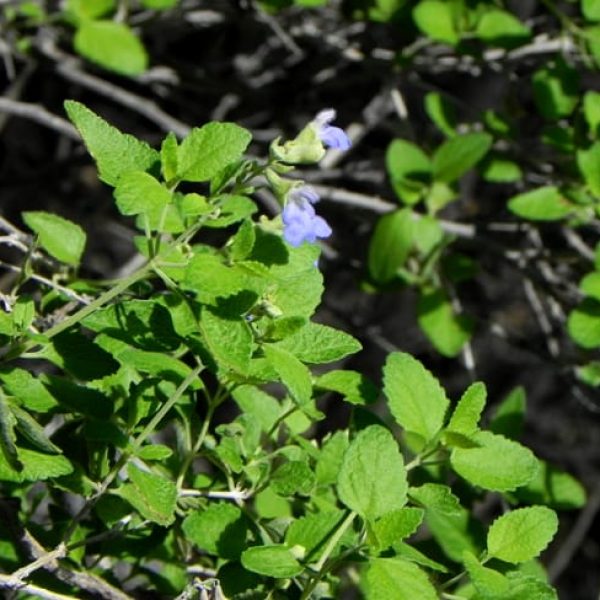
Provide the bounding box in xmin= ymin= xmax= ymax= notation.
xmin=300 ymin=511 xmax=357 ymax=600
xmin=61 ymin=363 xmax=203 ymax=543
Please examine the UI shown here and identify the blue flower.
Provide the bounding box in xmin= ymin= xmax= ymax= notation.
xmin=314 ymin=109 xmax=352 ymax=151
xmin=282 ymin=186 xmax=332 ymax=247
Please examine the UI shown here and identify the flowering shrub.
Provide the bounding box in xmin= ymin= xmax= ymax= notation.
xmin=0 ymin=102 xmax=584 ymax=600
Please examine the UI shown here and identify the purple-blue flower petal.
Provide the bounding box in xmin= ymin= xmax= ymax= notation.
xmin=282 ymin=197 xmax=332 ymax=247
xmin=319 ymin=125 xmax=352 ymax=150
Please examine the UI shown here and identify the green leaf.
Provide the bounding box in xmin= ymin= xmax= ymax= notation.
xmin=568 ymin=298 xmax=600 ymax=348
xmin=475 ymin=9 xmax=531 ymax=48
xmin=241 ymin=545 xmax=302 ymax=578
xmin=135 ymin=444 xmax=173 ymax=461
xmin=178 ymin=123 xmax=252 ymax=182
xmin=409 ymin=483 xmax=481 ymax=562
xmin=199 ymin=308 xmax=253 ymax=375
xmin=182 ymin=503 xmax=247 ymax=559
xmin=583 ymin=0 xmax=600 ymax=21
xmin=532 ymin=61 xmax=579 ymax=120
xmin=22 ymin=212 xmax=86 ymax=265
xmin=463 ymin=551 xmax=510 ymax=597
xmin=369 ymin=508 xmax=424 ymax=552
xmin=487 ymin=506 xmax=558 ymax=564
xmin=204 ymin=195 xmax=257 ymax=228
xmin=417 ymin=288 xmax=473 ymax=357
xmin=450 ymin=431 xmax=539 ymax=491
xmin=446 ymin=382 xmax=486 ymax=437
xmin=0 ymin=391 xmax=21 ymax=472
xmin=11 ymin=404 xmax=60 ymax=454
xmin=432 ymin=132 xmax=493 ymax=183
xmin=141 ymin=0 xmax=178 ymax=8
xmin=502 ymin=571 xmax=558 ymax=600
xmin=118 ymin=464 xmax=177 ymax=526
xmin=489 ymin=386 xmax=526 ymax=439
xmin=337 ymin=425 xmax=407 ymax=520
xmin=508 ymin=186 xmax=573 ymax=221
xmin=383 ymin=352 xmax=449 ymax=444
xmin=66 ymin=0 xmax=116 ymax=21
xmin=316 ymin=431 xmax=349 ymax=485
xmin=580 ymin=272 xmax=600 ymax=301
xmin=368 ymin=209 xmax=415 ymax=284
xmin=315 ymin=370 xmax=378 ymax=405
xmin=74 ymin=20 xmax=148 ymax=76
xmin=273 ymin=322 xmax=361 ymax=363
xmin=271 ymin=461 xmax=315 ymax=496
xmin=263 ymin=344 xmax=312 ymax=405
xmin=0 ymin=368 xmax=57 ymax=412
xmin=64 ymin=101 xmax=158 ymax=186
xmin=481 ymin=156 xmax=522 ymax=182
xmin=364 ymin=558 xmax=437 ymax=600
xmin=160 ymin=132 xmax=178 ymax=181
xmin=413 ymin=0 xmax=459 ymax=45
xmin=0 ymin=446 xmax=73 ymax=482
xmin=232 ymin=385 xmax=281 ymax=433
xmin=114 ymin=171 xmax=174 ymax=230
xmin=229 ymin=219 xmax=256 ymax=261
xmin=424 ymin=92 xmax=456 ymax=137
xmin=584 ymin=91 xmax=600 ymax=136
xmin=285 ymin=510 xmax=345 ymax=562
xmin=578 ymin=141 xmax=600 ymax=197
xmin=386 ymin=140 xmax=432 ymax=205
xmin=514 ymin=460 xmax=587 ymax=510
xmin=44 ymin=375 xmax=113 ymax=419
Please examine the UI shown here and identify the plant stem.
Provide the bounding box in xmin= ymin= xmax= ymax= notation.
xmin=300 ymin=510 xmax=357 ymax=600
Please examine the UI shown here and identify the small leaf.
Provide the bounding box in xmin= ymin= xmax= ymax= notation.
xmin=182 ymin=503 xmax=247 ymax=559
xmin=578 ymin=141 xmax=600 ymax=197
xmin=364 ymin=558 xmax=437 ymax=600
xmin=74 ymin=20 xmax=148 ymax=76
xmin=135 ymin=444 xmax=173 ymax=461
xmin=481 ymin=156 xmax=522 ymax=182
xmin=285 ymin=510 xmax=345 ymax=563
xmin=337 ymin=425 xmax=407 ymax=520
xmin=0 ymin=446 xmax=72 ymax=482
xmin=23 ymin=212 xmax=86 ymax=265
xmin=0 ymin=391 xmax=21 ymax=472
xmin=446 ymin=382 xmax=486 ymax=437
xmin=118 ymin=464 xmax=176 ymax=526
xmin=451 ymin=431 xmax=539 ymax=491
xmin=271 ymin=461 xmax=315 ymax=496
xmin=383 ymin=352 xmax=449 ymax=444
xmin=463 ymin=551 xmax=510 ymax=597
xmin=315 ymin=370 xmax=378 ymax=405
xmin=487 ymin=506 xmax=558 ymax=563
xmin=273 ymin=322 xmax=361 ymax=363
xmin=368 ymin=209 xmax=415 ymax=284
xmin=475 ymin=9 xmax=531 ymax=48
xmin=432 ymin=132 xmax=493 ymax=183
xmin=64 ymin=101 xmax=158 ymax=186
xmin=417 ymin=288 xmax=473 ymax=358
xmin=161 ymin=132 xmax=178 ymax=181
xmin=369 ymin=508 xmax=424 ymax=552
xmin=532 ymin=61 xmax=579 ymax=120
xmin=568 ymin=298 xmax=600 ymax=348
xmin=583 ymin=91 xmax=600 ymax=136
xmin=241 ymin=545 xmax=302 ymax=578
xmin=263 ymin=344 xmax=312 ymax=405
xmin=178 ymin=123 xmax=252 ymax=182
xmin=316 ymin=431 xmax=349 ymax=485
xmin=413 ymin=0 xmax=459 ymax=45
xmin=424 ymin=92 xmax=456 ymax=137
xmin=11 ymin=404 xmax=60 ymax=454
xmin=0 ymin=368 xmax=57 ymax=412
xmin=386 ymin=140 xmax=432 ymax=205
xmin=508 ymin=186 xmax=573 ymax=221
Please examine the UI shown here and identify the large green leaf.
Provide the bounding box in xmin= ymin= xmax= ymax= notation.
xmin=475 ymin=9 xmax=531 ymax=47
xmin=22 ymin=212 xmax=86 ymax=266
xmin=450 ymin=431 xmax=539 ymax=491
xmin=74 ymin=20 xmax=148 ymax=75
xmin=64 ymin=101 xmax=158 ymax=186
xmin=386 ymin=140 xmax=432 ymax=205
xmin=273 ymin=322 xmax=361 ymax=363
xmin=178 ymin=123 xmax=252 ymax=182
xmin=337 ymin=425 xmax=407 ymax=520
xmin=532 ymin=61 xmax=579 ymax=120
xmin=383 ymin=352 xmax=449 ymax=443
xmin=413 ymin=0 xmax=459 ymax=45
xmin=487 ymin=506 xmax=558 ymax=564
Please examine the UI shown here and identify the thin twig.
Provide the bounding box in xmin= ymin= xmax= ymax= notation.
xmin=0 ymin=98 xmax=79 ymax=140
xmin=36 ymin=34 xmax=191 ymax=138
xmin=0 ymin=575 xmax=76 ymax=600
